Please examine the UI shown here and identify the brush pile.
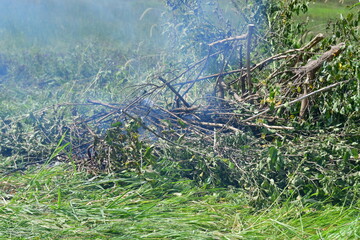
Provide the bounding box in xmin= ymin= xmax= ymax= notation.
xmin=3 ymin=29 xmax=349 ymax=171
xmin=67 ymin=29 xmax=351 ymax=175
xmin=1 ymin=26 xmax=358 ymax=206
xmin=83 ymin=32 xmax=344 ymax=135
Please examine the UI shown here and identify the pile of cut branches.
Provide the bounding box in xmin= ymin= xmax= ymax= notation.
xmin=83 ymin=29 xmax=347 ymax=138
xmin=1 ymin=27 xmax=357 ymax=205
xmin=66 ymin=28 xmax=351 ymax=175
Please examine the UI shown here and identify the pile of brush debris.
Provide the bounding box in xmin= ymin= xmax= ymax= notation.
xmin=69 ymin=31 xmax=348 ymax=171
xmin=80 ymin=32 xmax=346 ymax=141
xmin=1 ymin=30 xmax=348 ymax=174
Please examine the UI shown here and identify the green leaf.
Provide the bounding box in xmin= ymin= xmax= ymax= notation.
xmin=229 ymin=162 xmax=235 ymax=170
xmin=268 ymin=146 xmax=278 ymax=168
xmin=143 ymin=145 xmax=154 ymax=160
xmin=111 ymin=121 xmax=122 ymax=127
xmin=177 ymin=119 xmax=187 ymax=128
xmin=351 ymin=148 xmax=359 ymax=159
xmin=177 ymin=134 xmax=185 ymax=143
xmin=48 ymin=132 xmax=70 ymax=162
xmin=343 ymin=151 xmax=350 ymax=161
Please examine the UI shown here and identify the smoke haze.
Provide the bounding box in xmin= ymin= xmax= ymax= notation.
xmin=0 ymin=0 xmax=164 ymax=50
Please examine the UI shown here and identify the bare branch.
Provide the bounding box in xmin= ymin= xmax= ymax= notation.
xmin=159 ymin=77 xmax=191 ymax=107
xmin=244 ymin=80 xmax=350 ymax=122
xmin=208 ymin=33 xmax=248 ymax=46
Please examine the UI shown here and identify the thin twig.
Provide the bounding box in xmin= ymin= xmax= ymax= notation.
xmin=159 ymin=77 xmax=191 ymax=107
xmin=208 ymin=33 xmax=248 ymax=46
xmin=199 ymin=121 xmax=242 ymax=133
xmin=87 ymin=100 xmax=118 ymax=109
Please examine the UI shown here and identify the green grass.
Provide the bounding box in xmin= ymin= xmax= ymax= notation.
xmin=298 ymin=0 xmax=359 ymax=34
xmin=0 ymin=0 xmax=165 ymax=118
xmin=1 ymin=165 xmax=359 ymax=239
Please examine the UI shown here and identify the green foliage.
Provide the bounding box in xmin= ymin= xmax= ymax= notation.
xmin=313 ymin=6 xmax=360 ymax=127
xmin=0 ymin=108 xmax=73 ymax=170
xmin=91 ymin=120 xmax=156 ymax=173
xmin=155 ymin=0 xmax=360 ymax=206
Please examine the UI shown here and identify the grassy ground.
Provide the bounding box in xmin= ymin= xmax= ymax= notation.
xmin=1 ymin=164 xmax=359 ymax=239
xmin=298 ymin=0 xmax=359 ymax=34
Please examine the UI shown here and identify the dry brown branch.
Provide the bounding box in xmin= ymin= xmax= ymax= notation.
xmin=159 ymin=77 xmax=191 ymax=107
xmin=214 ymin=46 xmax=237 ymax=99
xmin=208 ymin=33 xmax=248 ymax=46
xmin=121 ymin=110 xmax=210 ymax=156
xmin=242 ymin=121 xmax=294 ymax=131
xmin=157 ymin=107 xmax=212 ymax=134
xmin=198 ymin=121 xmax=242 ymax=133
xmin=244 ymin=80 xmax=349 ymax=122
xmin=300 ymin=33 xmax=325 ymax=50
xmin=171 ymin=105 xmax=200 ymax=113
xmin=181 ymin=47 xmax=214 ymax=99
xmin=84 ymin=124 xmax=97 ymax=137
xmin=246 ymin=24 xmax=255 ymax=90
xmin=174 ymin=34 xmax=325 ymax=87
xmin=259 ymin=123 xmax=294 ymax=130
xmin=121 ymin=109 xmax=171 ymax=143
xmin=294 ymin=42 xmax=346 ymax=75
xmin=294 ymin=42 xmax=346 ymax=117
xmin=96 ymin=110 xmax=118 ymax=123
xmin=87 ymin=100 xmax=118 ymax=109
xmin=230 ymin=33 xmax=324 ymax=85
xmin=239 ymin=44 xmax=246 ymax=93
xmin=166 ymin=49 xmax=224 ymax=87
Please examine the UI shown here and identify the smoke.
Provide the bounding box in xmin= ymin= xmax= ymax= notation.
xmin=0 ymin=0 xmax=165 ymax=50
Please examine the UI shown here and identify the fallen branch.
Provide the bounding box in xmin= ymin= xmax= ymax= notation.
xmin=87 ymin=99 xmax=118 ymax=109
xmin=172 ymin=68 xmax=245 ymax=86
xmin=208 ymin=33 xmax=248 ymax=46
xmin=229 ymin=33 xmax=324 ymax=85
xmin=171 ymin=105 xmax=200 ymax=113
xmin=244 ymin=80 xmax=350 ymax=122
xmin=172 ymin=34 xmax=325 ymax=87
xmin=246 ymin=24 xmax=255 ymax=90
xmin=199 ymin=121 xmax=242 ymax=133
xmin=159 ymin=77 xmax=191 ymax=107
xmin=295 ymin=42 xmax=346 ymax=75
xmin=261 ymin=123 xmax=294 ymax=130
xmin=243 ymin=121 xmax=294 ymax=131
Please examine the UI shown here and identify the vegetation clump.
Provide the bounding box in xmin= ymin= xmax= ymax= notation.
xmin=0 ymin=0 xmax=359 ymax=238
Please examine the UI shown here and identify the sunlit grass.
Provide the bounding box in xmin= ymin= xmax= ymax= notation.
xmin=1 ymin=165 xmax=359 ymax=239
xmin=296 ymin=0 xmax=358 ymax=34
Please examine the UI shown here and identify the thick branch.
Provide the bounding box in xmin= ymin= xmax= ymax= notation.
xmin=199 ymin=121 xmax=242 ymax=133
xmin=295 ymin=42 xmax=346 ymax=75
xmin=246 ymin=24 xmax=255 ymax=90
